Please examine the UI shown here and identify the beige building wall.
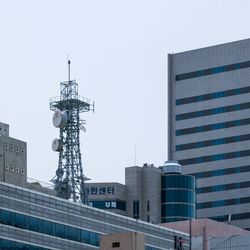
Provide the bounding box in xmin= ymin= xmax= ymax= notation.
xmin=100 ymin=231 xmax=145 ymax=250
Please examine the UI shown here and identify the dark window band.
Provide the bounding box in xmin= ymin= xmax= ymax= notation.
xmin=176 ymin=118 xmax=250 ymax=136
xmin=179 ymin=149 xmax=250 ymax=165
xmin=175 ymin=60 xmax=250 ymax=81
xmin=197 ymin=196 xmax=250 ymax=209
xmin=0 ymin=239 xmax=50 ymax=250
xmin=176 ymin=102 xmax=250 ymax=121
xmin=196 ymin=180 xmax=250 ymax=194
xmin=0 ymin=209 xmax=100 ymax=246
xmin=210 ymin=212 xmax=250 ymax=223
xmin=176 ymin=86 xmax=250 ymax=105
xmin=190 ymin=165 xmax=250 ymax=179
xmin=176 ymin=133 xmax=250 ymax=151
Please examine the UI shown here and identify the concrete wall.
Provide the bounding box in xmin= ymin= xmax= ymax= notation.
xmin=100 ymin=231 xmax=145 ymax=250
xmin=0 ymin=135 xmax=27 ymax=187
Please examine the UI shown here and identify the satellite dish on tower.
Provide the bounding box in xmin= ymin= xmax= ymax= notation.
xmin=53 ymin=111 xmax=68 ymax=128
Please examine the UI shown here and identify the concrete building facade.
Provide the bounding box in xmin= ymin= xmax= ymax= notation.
xmin=0 ymin=122 xmax=27 ymax=187
xmin=0 ymin=181 xmax=190 ymax=249
xmin=87 ymin=162 xmax=195 ymax=224
xmin=168 ymin=38 xmax=250 ymax=230
xmin=100 ymin=231 xmax=145 ymax=250
xmin=0 ymin=122 xmax=190 ymax=249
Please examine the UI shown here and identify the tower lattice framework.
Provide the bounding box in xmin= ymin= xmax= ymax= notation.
xmin=50 ymin=63 xmax=94 ymax=204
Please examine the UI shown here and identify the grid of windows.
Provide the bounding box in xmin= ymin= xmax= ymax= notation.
xmin=0 ymin=209 xmax=100 ymax=247
xmin=179 ymin=149 xmax=250 ymax=165
xmin=196 ymin=181 xmax=250 ymax=194
xmin=176 ymin=133 xmax=250 ymax=151
xmin=175 ymin=60 xmax=250 ymax=81
xmin=0 ymin=239 xmax=50 ymax=250
xmin=197 ymin=196 xmax=250 ymax=209
xmin=190 ymin=165 xmax=250 ymax=179
xmin=176 ymin=86 xmax=250 ymax=105
xmin=176 ymin=118 xmax=250 ymax=136
xmin=161 ymin=175 xmax=195 ymax=223
xmin=176 ymin=102 xmax=250 ymax=121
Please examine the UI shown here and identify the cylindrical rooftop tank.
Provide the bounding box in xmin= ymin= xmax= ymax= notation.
xmin=160 ymin=161 xmax=182 ymax=174
xmin=160 ymin=161 xmax=195 ymax=223
xmin=53 ymin=111 xmax=68 ymax=128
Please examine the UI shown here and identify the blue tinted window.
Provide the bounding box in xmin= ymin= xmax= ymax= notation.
xmin=0 ymin=239 xmax=50 ymax=250
xmin=162 ymin=204 xmax=195 ymax=218
xmin=0 ymin=209 xmax=100 ymax=247
xmin=162 ymin=190 xmax=195 ymax=203
xmin=197 ymin=181 xmax=250 ymax=194
xmin=176 ymin=102 xmax=250 ymax=120
xmin=175 ymin=60 xmax=250 ymax=81
xmin=176 ymin=134 xmax=250 ymax=151
xmin=179 ymin=149 xmax=250 ymax=165
xmin=162 ymin=175 xmax=195 ymax=189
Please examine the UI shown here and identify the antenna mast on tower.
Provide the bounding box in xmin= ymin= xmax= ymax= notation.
xmin=50 ymin=60 xmax=94 ymax=204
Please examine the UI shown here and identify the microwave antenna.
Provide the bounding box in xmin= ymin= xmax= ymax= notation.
xmin=50 ymin=60 xmax=94 ymax=204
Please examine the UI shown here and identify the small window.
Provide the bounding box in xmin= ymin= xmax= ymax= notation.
xmin=4 ymin=143 xmax=9 ymax=150
xmin=5 ymin=164 xmax=9 ymax=170
xmin=21 ymin=169 xmax=25 ymax=175
xmin=15 ymin=167 xmax=20 ymax=174
xmin=112 ymin=242 xmax=120 ymax=248
xmin=10 ymin=165 xmax=14 ymax=171
xmin=147 ymin=200 xmax=150 ymax=212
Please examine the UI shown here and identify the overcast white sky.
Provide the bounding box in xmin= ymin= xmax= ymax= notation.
xmin=0 ymin=0 xmax=250 ymax=184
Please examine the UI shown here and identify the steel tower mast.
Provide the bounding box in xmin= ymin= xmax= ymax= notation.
xmin=50 ymin=60 xmax=94 ymax=204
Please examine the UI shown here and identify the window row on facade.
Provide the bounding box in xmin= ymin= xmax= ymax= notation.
xmin=179 ymin=149 xmax=250 ymax=165
xmin=162 ymin=190 xmax=195 ymax=203
xmin=0 ymin=209 xmax=100 ymax=247
xmin=176 ymin=86 xmax=250 ymax=105
xmin=176 ymin=118 xmax=250 ymax=136
xmin=197 ymin=196 xmax=250 ymax=209
xmin=210 ymin=212 xmax=250 ymax=223
xmin=176 ymin=133 xmax=250 ymax=151
xmin=176 ymin=101 xmax=250 ymax=120
xmin=175 ymin=60 xmax=250 ymax=81
xmin=161 ymin=204 xmax=195 ymax=218
xmin=161 ymin=175 xmax=195 ymax=189
xmin=0 ymin=239 xmax=50 ymax=250
xmin=196 ymin=180 xmax=250 ymax=194
xmin=191 ymin=164 xmax=250 ymax=179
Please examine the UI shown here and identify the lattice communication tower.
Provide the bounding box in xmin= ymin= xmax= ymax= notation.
xmin=50 ymin=60 xmax=94 ymax=204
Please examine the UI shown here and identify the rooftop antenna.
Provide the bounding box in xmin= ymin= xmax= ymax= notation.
xmin=50 ymin=60 xmax=94 ymax=204
xmin=134 ymin=143 xmax=137 ymax=166
xmin=68 ymin=57 xmax=71 ymax=82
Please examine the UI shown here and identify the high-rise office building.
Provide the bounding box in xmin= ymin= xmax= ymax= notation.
xmin=168 ymin=38 xmax=250 ymax=230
